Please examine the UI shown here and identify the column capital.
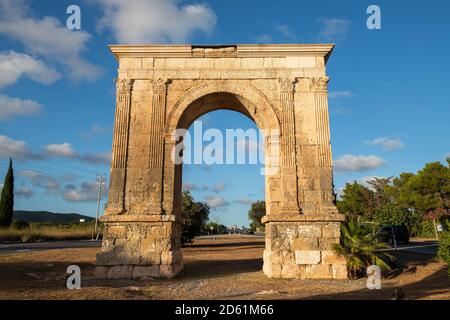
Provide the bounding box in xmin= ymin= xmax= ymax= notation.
xmin=151 ymin=78 xmax=171 ymax=94
xmin=115 ymin=78 xmax=134 ymax=95
xmin=278 ymin=77 xmax=297 ymax=92
xmin=310 ymin=77 xmax=330 ymax=93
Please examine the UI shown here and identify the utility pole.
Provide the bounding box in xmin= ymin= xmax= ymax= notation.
xmin=93 ymin=173 xmax=104 ymax=240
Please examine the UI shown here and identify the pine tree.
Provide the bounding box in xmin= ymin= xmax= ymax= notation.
xmin=0 ymin=158 xmax=14 ymax=228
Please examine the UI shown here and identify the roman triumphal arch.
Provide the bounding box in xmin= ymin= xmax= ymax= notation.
xmin=95 ymin=44 xmax=347 ymax=280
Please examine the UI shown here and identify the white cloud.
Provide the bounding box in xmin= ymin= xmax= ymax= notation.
xmin=364 ymin=137 xmax=405 ymax=151
xmin=0 ymin=135 xmax=110 ymax=164
xmin=44 ymin=142 xmax=110 ymax=164
xmin=358 ymin=176 xmax=388 ymax=189
xmin=62 ymin=182 xmax=107 ymax=202
xmin=0 ymin=51 xmax=60 ymax=87
xmin=211 ymin=183 xmax=225 ymax=193
xmin=16 ymin=186 xmax=33 ymax=198
xmin=0 ymin=94 xmax=43 ymax=120
xmin=334 ymin=154 xmax=385 ymax=172
xmin=0 ymin=135 xmax=39 ymax=160
xmin=256 ymin=34 xmax=272 ymax=43
xmin=0 ymin=0 xmax=100 ymax=81
xmin=44 ymin=143 xmax=76 ymax=158
xmin=205 ymin=196 xmax=229 ymax=209
xmin=183 ymin=183 xmax=197 ymax=191
xmin=80 ymin=152 xmax=111 ymax=165
xmin=95 ymin=0 xmax=217 ymax=43
xmin=276 ymin=24 xmax=295 ymax=39
xmin=318 ymin=18 xmax=352 ymax=42
xmin=329 ymin=90 xmax=354 ymax=99
xmin=20 ymin=170 xmax=60 ymax=192
xmin=234 ymin=198 xmax=253 ymax=206
xmin=182 ymin=183 xmax=208 ymax=192
xmin=20 ymin=169 xmax=107 ymax=203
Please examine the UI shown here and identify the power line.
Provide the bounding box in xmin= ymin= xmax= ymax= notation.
xmin=93 ymin=173 xmax=106 ymax=240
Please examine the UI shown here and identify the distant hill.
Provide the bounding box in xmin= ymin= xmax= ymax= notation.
xmin=13 ymin=210 xmax=95 ymax=223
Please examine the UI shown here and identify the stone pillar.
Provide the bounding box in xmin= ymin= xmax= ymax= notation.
xmin=262 ymin=77 xmax=347 ymax=280
xmin=311 ymin=77 xmax=338 ymax=212
xmin=106 ymin=78 xmax=133 ymax=215
xmin=278 ymin=78 xmax=301 ymax=214
xmin=95 ymin=215 xmax=183 ymax=279
xmin=147 ymin=78 xmax=170 ymax=214
xmin=263 ymin=217 xmax=347 ymax=279
xmin=96 ymin=78 xmax=183 ymax=279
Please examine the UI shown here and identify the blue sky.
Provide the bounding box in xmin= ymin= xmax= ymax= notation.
xmin=0 ymin=0 xmax=449 ymax=227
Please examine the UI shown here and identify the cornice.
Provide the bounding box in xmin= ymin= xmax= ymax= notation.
xmin=109 ymin=44 xmax=335 ymax=63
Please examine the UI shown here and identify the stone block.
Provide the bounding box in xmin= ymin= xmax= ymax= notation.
xmin=295 ymin=250 xmax=321 ymax=265
xmin=263 ymin=263 xmax=282 ymax=278
xmin=108 ymin=266 xmax=133 ymax=279
xmin=306 ymin=264 xmax=332 ymax=279
xmin=291 ymin=238 xmax=319 ymax=250
xmin=332 ymin=264 xmax=348 ymax=279
xmin=322 ymin=250 xmax=346 ymax=264
xmin=299 ymin=56 xmax=316 ymax=68
xmin=161 ymin=251 xmax=182 ymax=265
xmin=297 ymin=225 xmax=322 ymax=237
xmin=94 ymin=266 xmax=109 ymax=279
xmin=281 ymin=263 xmax=306 ymax=279
xmin=160 ymin=264 xmax=182 ymax=278
xmin=120 ymin=58 xmax=142 ymax=69
xmin=322 ymin=223 xmax=340 ymax=238
xmin=132 ymin=266 xmax=160 ymax=279
xmin=142 ymin=58 xmax=154 ymax=68
xmin=319 ymin=237 xmax=340 ymax=250
xmin=165 ymin=58 xmax=186 ymax=69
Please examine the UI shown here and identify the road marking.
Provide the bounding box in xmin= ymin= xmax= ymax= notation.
xmin=16 ymin=249 xmax=31 ymax=253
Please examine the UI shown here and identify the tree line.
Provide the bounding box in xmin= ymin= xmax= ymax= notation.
xmin=337 ymin=159 xmax=450 ymax=237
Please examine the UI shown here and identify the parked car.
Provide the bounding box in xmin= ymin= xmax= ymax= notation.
xmin=377 ymin=225 xmax=410 ymax=245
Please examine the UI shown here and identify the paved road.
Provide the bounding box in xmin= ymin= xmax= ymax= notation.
xmin=0 ymin=238 xmax=438 ymax=255
xmin=0 ymin=240 xmax=101 ymax=255
xmin=391 ymin=241 xmax=439 ymax=255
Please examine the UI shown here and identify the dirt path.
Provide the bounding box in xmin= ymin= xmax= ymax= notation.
xmin=0 ymin=236 xmax=448 ymax=300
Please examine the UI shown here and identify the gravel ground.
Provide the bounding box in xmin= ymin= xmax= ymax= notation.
xmin=0 ymin=236 xmax=448 ymax=300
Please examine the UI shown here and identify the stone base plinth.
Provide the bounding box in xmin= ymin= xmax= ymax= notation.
xmin=95 ymin=215 xmax=183 ymax=279
xmin=262 ymin=220 xmax=348 ymax=279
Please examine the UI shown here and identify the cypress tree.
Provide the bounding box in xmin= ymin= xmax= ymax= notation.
xmin=0 ymin=158 xmax=14 ymax=228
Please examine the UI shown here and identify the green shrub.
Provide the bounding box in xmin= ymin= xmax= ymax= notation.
xmin=437 ymin=231 xmax=450 ymax=276
xmin=333 ymin=217 xmax=394 ymax=279
xmin=11 ymin=220 xmax=30 ymax=230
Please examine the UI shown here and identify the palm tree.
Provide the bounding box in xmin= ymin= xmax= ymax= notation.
xmin=333 ymin=217 xmax=394 ymax=279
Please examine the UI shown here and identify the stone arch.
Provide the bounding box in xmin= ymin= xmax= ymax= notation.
xmin=97 ymin=44 xmax=347 ymax=281
xmin=162 ymin=80 xmax=282 ymax=224
xmin=166 ymin=81 xmax=281 ymax=134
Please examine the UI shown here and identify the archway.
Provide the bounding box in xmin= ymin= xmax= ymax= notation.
xmin=96 ymin=44 xmax=348 ymax=280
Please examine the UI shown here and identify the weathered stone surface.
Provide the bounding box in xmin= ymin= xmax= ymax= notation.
xmin=291 ymin=238 xmax=319 ymax=250
xmin=332 ymin=264 xmax=348 ymax=280
xmin=295 ymin=250 xmax=322 ymax=265
xmin=323 ymin=223 xmax=340 ymax=238
xmin=321 ymin=250 xmax=347 ymax=264
xmin=132 ymin=266 xmax=160 ymax=279
xmin=93 ymin=266 xmax=109 ymax=279
xmin=97 ymin=44 xmax=347 ymax=280
xmin=108 ymin=266 xmax=133 ymax=279
xmin=306 ymin=264 xmax=332 ymax=279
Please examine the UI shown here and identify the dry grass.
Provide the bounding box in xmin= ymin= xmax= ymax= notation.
xmin=0 ymin=225 xmax=97 ymax=243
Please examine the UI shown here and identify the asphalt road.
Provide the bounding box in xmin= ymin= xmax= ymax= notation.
xmin=390 ymin=241 xmax=439 ymax=255
xmin=0 ymin=240 xmax=102 ymax=255
xmin=0 ymin=238 xmax=439 ymax=255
